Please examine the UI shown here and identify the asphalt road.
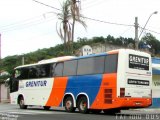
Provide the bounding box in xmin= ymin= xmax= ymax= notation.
xmin=0 ymin=104 xmax=160 ymax=120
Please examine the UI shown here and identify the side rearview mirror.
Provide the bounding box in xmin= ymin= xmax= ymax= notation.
xmin=5 ymin=77 xmax=11 ymax=87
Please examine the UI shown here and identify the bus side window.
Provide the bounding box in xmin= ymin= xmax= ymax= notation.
xmin=63 ymin=60 xmax=77 ymax=76
xmin=28 ymin=67 xmax=39 ymax=79
xmin=16 ymin=68 xmax=29 ymax=80
xmin=77 ymin=56 xmax=105 ymax=75
xmin=39 ymin=64 xmax=51 ymax=78
xmin=53 ymin=62 xmax=64 ymax=77
xmin=105 ymin=54 xmax=118 ymax=73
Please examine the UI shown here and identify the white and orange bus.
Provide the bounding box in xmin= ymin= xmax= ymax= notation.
xmin=9 ymin=49 xmax=152 ymax=114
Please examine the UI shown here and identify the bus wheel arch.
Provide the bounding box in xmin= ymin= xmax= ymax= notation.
xmin=18 ymin=94 xmax=27 ymax=109
xmin=76 ymin=94 xmax=90 ymax=114
xmin=63 ymin=94 xmax=76 ymax=112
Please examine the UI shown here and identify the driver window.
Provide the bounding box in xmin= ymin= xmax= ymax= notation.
xmin=15 ymin=69 xmax=21 ymax=78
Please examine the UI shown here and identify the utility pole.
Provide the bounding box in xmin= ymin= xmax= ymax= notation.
xmin=0 ymin=34 xmax=1 ymax=59
xmin=135 ymin=17 xmax=139 ymax=50
xmin=0 ymin=83 xmax=1 ymax=103
xmin=0 ymin=34 xmax=1 ymax=102
xmin=22 ymin=56 xmax=24 ymax=65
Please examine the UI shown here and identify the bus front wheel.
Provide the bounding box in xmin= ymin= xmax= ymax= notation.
xmin=19 ymin=96 xmax=27 ymax=109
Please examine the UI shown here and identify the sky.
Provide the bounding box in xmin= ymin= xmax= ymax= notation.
xmin=0 ymin=0 xmax=160 ymax=58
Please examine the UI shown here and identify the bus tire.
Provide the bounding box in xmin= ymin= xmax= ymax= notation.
xmin=77 ymin=96 xmax=89 ymax=114
xmin=43 ymin=106 xmax=50 ymax=110
xmin=19 ymin=96 xmax=27 ymax=109
xmin=64 ymin=96 xmax=75 ymax=112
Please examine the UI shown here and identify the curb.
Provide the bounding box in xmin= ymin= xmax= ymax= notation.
xmin=0 ymin=100 xmax=10 ymax=104
xmin=127 ymin=108 xmax=160 ymax=114
xmin=133 ymin=108 xmax=160 ymax=112
xmin=120 ymin=108 xmax=160 ymax=115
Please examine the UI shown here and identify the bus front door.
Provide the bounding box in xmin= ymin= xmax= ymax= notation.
xmin=10 ymin=77 xmax=19 ymax=93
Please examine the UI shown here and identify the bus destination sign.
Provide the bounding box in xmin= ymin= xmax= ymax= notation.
xmin=129 ymin=54 xmax=149 ymax=70
xmin=128 ymin=79 xmax=149 ymax=86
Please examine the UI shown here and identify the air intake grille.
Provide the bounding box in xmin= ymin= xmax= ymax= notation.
xmin=104 ymin=89 xmax=112 ymax=104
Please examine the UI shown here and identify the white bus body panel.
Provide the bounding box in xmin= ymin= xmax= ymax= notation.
xmin=117 ymin=49 xmax=152 ymax=98
xmin=10 ymin=78 xmax=53 ymax=106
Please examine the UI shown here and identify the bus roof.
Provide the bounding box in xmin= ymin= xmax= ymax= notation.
xmin=15 ymin=49 xmax=150 ymax=69
xmin=15 ymin=56 xmax=76 ymax=69
xmin=38 ymin=56 xmax=76 ymax=63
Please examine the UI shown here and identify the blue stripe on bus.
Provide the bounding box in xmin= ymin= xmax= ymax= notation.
xmin=72 ymin=53 xmax=107 ymax=60
xmin=152 ymin=69 xmax=160 ymax=75
xmin=64 ymin=74 xmax=102 ymax=106
xmin=150 ymin=98 xmax=160 ymax=108
xmin=152 ymin=57 xmax=160 ymax=64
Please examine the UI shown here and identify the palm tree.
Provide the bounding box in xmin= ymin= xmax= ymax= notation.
xmin=69 ymin=0 xmax=87 ymax=49
xmin=57 ymin=0 xmax=87 ymax=54
xmin=56 ymin=0 xmax=72 ymax=53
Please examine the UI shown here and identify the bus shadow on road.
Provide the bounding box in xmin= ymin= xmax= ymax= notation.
xmin=24 ymin=106 xmax=122 ymax=116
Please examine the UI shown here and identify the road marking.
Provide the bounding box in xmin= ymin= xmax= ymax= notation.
xmin=0 ymin=110 xmax=76 ymax=115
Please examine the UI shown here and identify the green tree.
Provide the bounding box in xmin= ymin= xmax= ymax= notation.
xmin=0 ymin=56 xmax=21 ymax=74
xmin=106 ymin=35 xmax=115 ymax=44
xmin=92 ymin=36 xmax=105 ymax=43
xmin=140 ymin=33 xmax=160 ymax=54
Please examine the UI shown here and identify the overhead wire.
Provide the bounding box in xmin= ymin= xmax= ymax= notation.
xmin=82 ymin=0 xmax=110 ymax=10
xmin=120 ymin=26 xmax=133 ymax=36
xmin=32 ymin=0 xmax=61 ymax=11
xmin=82 ymin=0 xmax=101 ymax=8
xmin=32 ymin=0 xmax=134 ymax=27
xmin=0 ymin=16 xmax=56 ymax=33
xmin=0 ymin=0 xmax=60 ymax=33
xmin=0 ymin=15 xmax=43 ymax=29
xmin=139 ymin=26 xmax=160 ymax=35
xmin=82 ymin=16 xmax=133 ymax=27
xmin=0 ymin=15 xmax=49 ymax=31
xmin=1 ymin=0 xmax=160 ymax=36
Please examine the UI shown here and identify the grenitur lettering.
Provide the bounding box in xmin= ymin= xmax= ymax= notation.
xmin=26 ymin=80 xmax=47 ymax=87
xmin=129 ymin=54 xmax=149 ymax=70
xmin=129 ymin=54 xmax=149 ymax=65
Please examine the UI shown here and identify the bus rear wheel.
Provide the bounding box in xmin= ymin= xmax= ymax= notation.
xmin=77 ymin=96 xmax=89 ymax=114
xmin=19 ymin=97 xmax=27 ymax=109
xmin=64 ymin=96 xmax=75 ymax=112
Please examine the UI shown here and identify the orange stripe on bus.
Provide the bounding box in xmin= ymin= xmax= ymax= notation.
xmin=45 ymin=77 xmax=68 ymax=106
xmin=107 ymin=50 xmax=119 ymax=54
xmin=90 ymin=73 xmax=117 ymax=109
xmin=58 ymin=57 xmax=73 ymax=62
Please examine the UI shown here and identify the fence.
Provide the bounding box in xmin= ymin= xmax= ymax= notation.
xmin=0 ymin=83 xmax=10 ymax=103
